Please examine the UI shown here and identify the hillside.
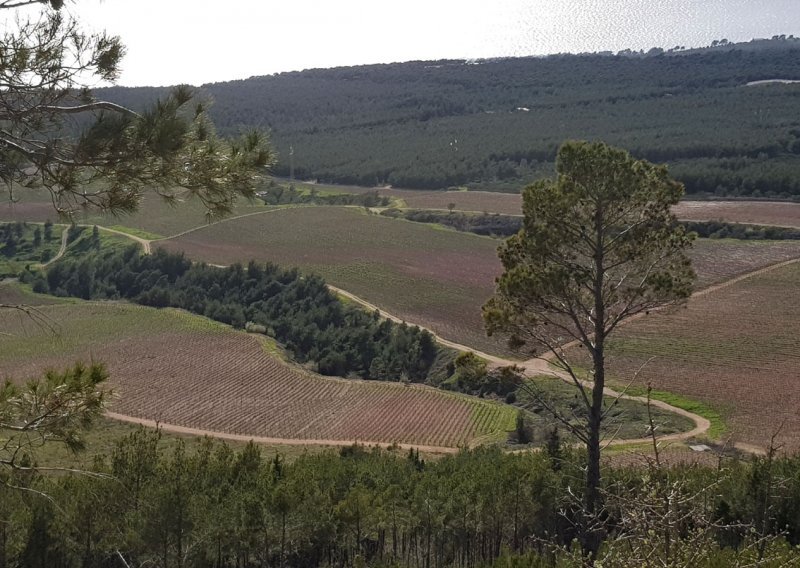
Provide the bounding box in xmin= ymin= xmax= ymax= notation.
xmin=98 ymin=38 xmax=800 ymax=196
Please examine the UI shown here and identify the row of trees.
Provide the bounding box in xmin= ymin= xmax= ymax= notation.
xmin=3 ymin=429 xmax=800 ymax=567
xmin=31 ymin=246 xmax=444 ymax=382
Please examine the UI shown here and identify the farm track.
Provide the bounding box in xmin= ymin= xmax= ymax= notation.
xmin=105 ymin=412 xmax=461 ymax=454
xmin=86 ymin=220 xmax=800 ymax=452
xmin=33 ymin=227 xmax=69 ymax=268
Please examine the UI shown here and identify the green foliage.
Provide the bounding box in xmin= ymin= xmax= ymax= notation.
xmin=0 ymin=222 xmax=62 ymax=276
xmin=485 ymin=140 xmax=697 ymax=557
xmin=0 ymin=362 xmax=109 ymax=472
xmin=3 ymin=433 xmax=800 ymax=566
xmin=259 ymin=182 xmax=390 ymax=207
xmin=484 ymin=140 xmax=695 ymax=355
xmin=382 ymin=207 xmax=523 ymax=237
xmin=385 ymin=210 xmax=800 ymax=242
xmin=515 ymin=410 xmax=531 ymax=444
xmin=0 ymin=1 xmax=273 ymax=220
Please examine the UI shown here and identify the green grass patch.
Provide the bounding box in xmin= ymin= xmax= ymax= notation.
xmin=468 ymin=398 xmax=518 ymax=443
xmin=621 ymin=386 xmax=727 ymax=440
xmin=3 ymin=417 xmax=333 ymax=471
xmin=519 ymin=376 xmax=697 ymax=443
xmin=0 ymin=302 xmax=226 ymax=363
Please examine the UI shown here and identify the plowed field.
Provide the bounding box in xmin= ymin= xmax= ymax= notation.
xmin=0 ymin=298 xmax=516 ymax=448
xmin=674 ymin=201 xmax=800 ymax=228
xmin=567 ymin=261 xmax=800 ymax=453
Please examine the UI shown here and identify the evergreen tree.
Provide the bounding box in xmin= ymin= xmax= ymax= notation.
xmin=484 ymin=140 xmax=695 ymax=559
xmin=0 ymin=0 xmax=273 ymax=219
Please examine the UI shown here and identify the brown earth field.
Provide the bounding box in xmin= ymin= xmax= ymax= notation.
xmin=382 ymin=189 xmax=523 ymax=215
xmin=673 ymin=200 xmax=800 ymax=229
xmin=567 ymin=260 xmax=800 ymax=454
xmin=0 ymin=299 xmax=515 ymax=448
xmin=160 ymin=206 xmax=800 ymax=357
xmin=385 ymin=193 xmax=800 ymax=229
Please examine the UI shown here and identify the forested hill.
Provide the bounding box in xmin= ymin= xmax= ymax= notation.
xmin=101 ymin=38 xmax=800 ymax=196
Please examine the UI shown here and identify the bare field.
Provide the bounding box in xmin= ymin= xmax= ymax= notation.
xmin=160 ymin=207 xmax=800 ymax=357
xmin=385 ymin=189 xmax=523 ymax=215
xmin=568 ymin=261 xmax=800 ymax=453
xmin=675 ymin=200 xmax=800 ymax=228
xmin=0 ymin=299 xmax=515 ymax=448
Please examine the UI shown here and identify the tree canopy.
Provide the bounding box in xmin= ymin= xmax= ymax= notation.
xmin=0 ymin=0 xmax=274 ymax=219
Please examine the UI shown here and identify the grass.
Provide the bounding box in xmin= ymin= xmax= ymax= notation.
xmin=468 ymin=398 xmax=518 ymax=443
xmin=518 ymin=376 xmax=696 ymax=443
xmin=6 ymin=418 xmax=342 ymax=471
xmin=80 ymin=193 xmax=272 ymax=238
xmin=0 ymin=222 xmax=64 ymax=275
xmin=104 ymin=224 xmax=164 ymax=240
xmin=0 ymin=302 xmax=225 ymax=363
xmin=620 ymin=386 xmax=727 ymax=440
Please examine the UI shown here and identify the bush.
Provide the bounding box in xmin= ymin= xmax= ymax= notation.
xmin=245 ymin=321 xmax=268 ymax=334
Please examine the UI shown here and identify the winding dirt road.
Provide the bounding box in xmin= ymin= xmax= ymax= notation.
xmin=34 ymin=226 xmax=69 ymax=268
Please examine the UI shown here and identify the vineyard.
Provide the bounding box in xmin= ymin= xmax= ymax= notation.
xmin=566 ymin=260 xmax=800 ymax=453
xmin=0 ymin=292 xmax=517 ymax=448
xmin=301 ymin=183 xmax=800 ymax=229
xmin=690 ymin=239 xmax=800 ymax=288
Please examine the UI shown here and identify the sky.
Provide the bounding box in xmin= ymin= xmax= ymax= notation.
xmin=63 ymin=0 xmax=800 ymax=87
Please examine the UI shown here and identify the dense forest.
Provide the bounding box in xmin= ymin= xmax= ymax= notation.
xmin=98 ymin=39 xmax=800 ymax=196
xmin=3 ymin=429 xmax=800 ymax=567
xmin=30 ymin=243 xmax=445 ymax=382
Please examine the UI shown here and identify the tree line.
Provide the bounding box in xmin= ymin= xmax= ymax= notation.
xmin=28 ymin=244 xmax=444 ymax=382
xmin=3 ymin=428 xmax=800 ymax=567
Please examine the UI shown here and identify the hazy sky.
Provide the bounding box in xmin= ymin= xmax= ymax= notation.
xmin=65 ymin=0 xmax=800 ymax=87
